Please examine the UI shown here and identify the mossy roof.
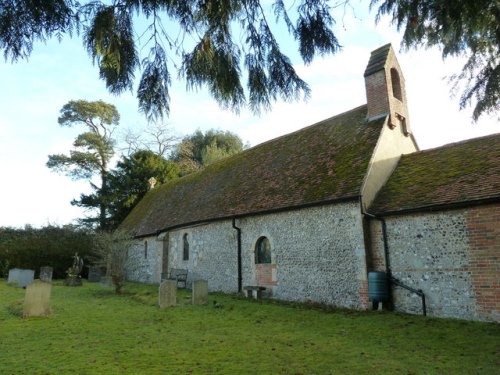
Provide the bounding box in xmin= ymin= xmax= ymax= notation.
xmin=370 ymin=133 xmax=500 ymax=215
xmin=121 ymin=105 xmax=384 ymax=237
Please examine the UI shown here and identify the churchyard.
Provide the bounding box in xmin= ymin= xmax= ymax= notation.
xmin=0 ymin=280 xmax=498 ymax=374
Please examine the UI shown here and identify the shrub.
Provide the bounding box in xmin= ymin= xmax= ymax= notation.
xmin=0 ymin=225 xmax=94 ymax=278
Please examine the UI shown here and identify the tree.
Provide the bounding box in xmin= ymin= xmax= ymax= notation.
xmin=120 ymin=122 xmax=180 ymax=157
xmin=91 ymin=229 xmax=133 ymax=294
xmin=2 ymin=2 xmax=496 ymax=121
xmin=372 ymin=0 xmax=499 ymax=120
xmin=46 ymin=100 xmax=119 ymax=229
xmin=173 ymin=129 xmax=246 ymax=173
xmin=0 ymin=1 xmax=340 ymax=120
xmin=106 ymin=150 xmax=180 ymax=229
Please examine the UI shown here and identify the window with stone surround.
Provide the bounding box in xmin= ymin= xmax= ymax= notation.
xmin=144 ymin=241 xmax=148 ymax=259
xmin=183 ymin=233 xmax=189 ymax=261
xmin=255 ymin=236 xmax=271 ymax=264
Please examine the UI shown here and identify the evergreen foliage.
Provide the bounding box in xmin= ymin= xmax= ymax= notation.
xmin=2 ymin=1 xmax=496 ymax=120
xmin=0 ymin=1 xmax=341 ymax=120
xmin=106 ymin=150 xmax=181 ymax=229
xmin=45 ymin=100 xmax=245 ymax=229
xmin=47 ymin=100 xmax=118 ymax=230
xmin=0 ymin=225 xmax=94 ymax=279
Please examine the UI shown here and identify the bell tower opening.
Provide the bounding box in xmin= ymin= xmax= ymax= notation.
xmin=390 ymin=68 xmax=402 ymax=101
xmin=364 ymin=44 xmax=411 ymax=136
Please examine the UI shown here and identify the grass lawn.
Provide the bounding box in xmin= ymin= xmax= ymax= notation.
xmin=0 ymin=281 xmax=498 ymax=374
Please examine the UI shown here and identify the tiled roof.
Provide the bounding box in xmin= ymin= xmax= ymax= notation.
xmin=370 ymin=133 xmax=500 ymax=215
xmin=121 ymin=105 xmax=384 ymax=237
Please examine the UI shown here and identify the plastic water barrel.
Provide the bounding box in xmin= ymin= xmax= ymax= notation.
xmin=368 ymin=271 xmax=389 ymax=302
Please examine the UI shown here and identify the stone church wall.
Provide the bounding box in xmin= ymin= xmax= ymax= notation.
xmin=125 ymin=236 xmax=162 ymax=284
xmin=167 ymin=221 xmax=238 ymax=293
xmin=143 ymin=201 xmax=369 ymax=309
xmin=238 ymin=201 xmax=368 ymax=309
xmin=383 ymin=203 xmax=499 ymax=322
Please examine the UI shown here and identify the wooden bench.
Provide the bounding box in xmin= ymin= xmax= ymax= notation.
xmin=168 ymin=268 xmax=188 ymax=289
xmin=243 ymin=285 xmax=267 ymax=299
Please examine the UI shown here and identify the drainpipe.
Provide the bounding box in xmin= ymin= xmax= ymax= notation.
xmin=364 ymin=212 xmax=427 ymax=316
xmin=232 ymin=218 xmax=243 ymax=293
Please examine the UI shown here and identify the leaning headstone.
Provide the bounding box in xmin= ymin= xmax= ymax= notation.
xmin=7 ymin=268 xmax=21 ymax=285
xmin=17 ymin=269 xmax=35 ymax=288
xmin=23 ymin=280 xmax=52 ymax=317
xmin=39 ymin=266 xmax=53 ymax=282
xmin=159 ymin=279 xmax=177 ymax=308
xmin=192 ymin=279 xmax=208 ymax=305
xmin=88 ymin=266 xmax=102 ymax=282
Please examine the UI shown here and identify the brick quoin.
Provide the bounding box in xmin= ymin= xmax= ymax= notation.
xmin=368 ymin=220 xmax=386 ymax=271
xmin=359 ymin=279 xmax=370 ymax=308
xmin=466 ymin=203 xmax=500 ymax=321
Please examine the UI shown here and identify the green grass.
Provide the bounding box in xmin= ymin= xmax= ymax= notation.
xmin=0 ymin=281 xmax=498 ymax=374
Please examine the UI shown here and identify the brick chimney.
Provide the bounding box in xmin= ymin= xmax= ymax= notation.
xmin=364 ymin=44 xmax=411 ymax=136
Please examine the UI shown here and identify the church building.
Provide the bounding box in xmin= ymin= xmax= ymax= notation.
xmin=121 ymin=44 xmax=499 ymax=322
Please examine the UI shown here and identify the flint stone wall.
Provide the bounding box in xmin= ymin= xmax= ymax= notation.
xmin=239 ymin=201 xmax=367 ymax=309
xmin=165 ymin=201 xmax=368 ymax=309
xmin=384 ymin=209 xmax=477 ymax=320
xmin=168 ymin=221 xmax=238 ymax=292
xmin=125 ymin=237 xmax=162 ymax=284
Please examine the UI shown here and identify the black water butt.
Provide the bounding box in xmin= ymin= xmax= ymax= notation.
xmin=368 ymin=271 xmax=389 ymax=304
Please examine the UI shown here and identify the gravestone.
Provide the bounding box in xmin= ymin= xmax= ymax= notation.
xmin=23 ymin=280 xmax=51 ymax=317
xmin=159 ymin=279 xmax=177 ymax=308
xmin=8 ymin=268 xmax=35 ymax=288
xmin=39 ymin=266 xmax=53 ymax=282
xmin=7 ymin=268 xmax=21 ymax=284
xmin=192 ymin=279 xmax=208 ymax=305
xmin=88 ymin=266 xmax=102 ymax=282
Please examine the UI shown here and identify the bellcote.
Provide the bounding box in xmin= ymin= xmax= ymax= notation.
xmin=364 ymin=44 xmax=411 ymax=136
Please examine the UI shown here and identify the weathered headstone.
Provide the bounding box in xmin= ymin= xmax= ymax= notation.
xmin=192 ymin=279 xmax=208 ymax=305
xmin=159 ymin=279 xmax=177 ymax=308
xmin=23 ymin=280 xmax=51 ymax=317
xmin=88 ymin=266 xmax=102 ymax=282
xmin=7 ymin=268 xmax=21 ymax=284
xmin=8 ymin=269 xmax=35 ymax=288
xmin=39 ymin=266 xmax=53 ymax=282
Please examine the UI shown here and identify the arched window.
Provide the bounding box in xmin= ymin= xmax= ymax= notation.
xmin=255 ymin=237 xmax=271 ymax=264
xmin=144 ymin=241 xmax=148 ymax=259
xmin=183 ymin=233 xmax=189 ymax=261
xmin=390 ymin=68 xmax=403 ymax=101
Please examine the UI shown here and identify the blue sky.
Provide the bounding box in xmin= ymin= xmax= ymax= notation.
xmin=0 ymin=3 xmax=498 ymax=228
